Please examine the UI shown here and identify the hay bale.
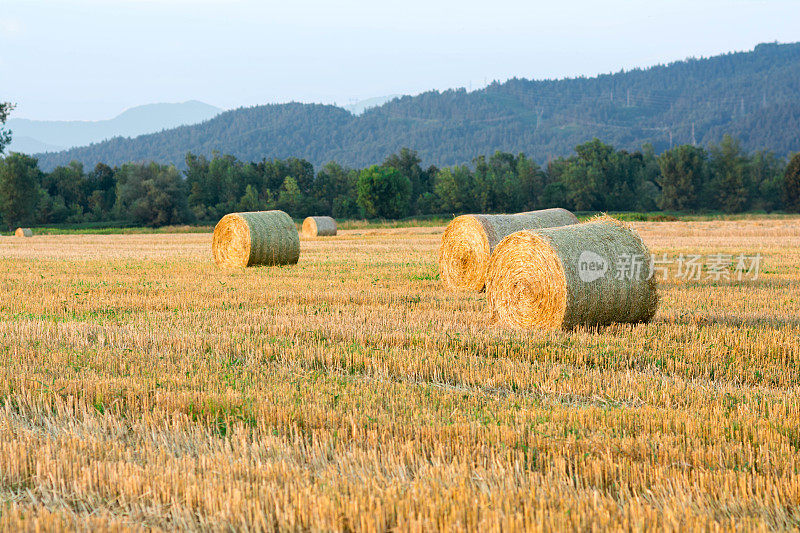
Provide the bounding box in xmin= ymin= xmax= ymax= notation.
xmin=301 ymin=216 xmax=337 ymax=237
xmin=438 ymin=208 xmax=579 ymax=291
xmin=486 ymin=216 xmax=658 ymax=330
xmin=212 ymin=210 xmax=299 ymax=268
xmin=14 ymin=228 xmax=33 ymax=238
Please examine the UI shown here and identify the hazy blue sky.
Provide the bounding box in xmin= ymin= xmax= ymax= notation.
xmin=2 ymin=0 xmax=799 ymax=120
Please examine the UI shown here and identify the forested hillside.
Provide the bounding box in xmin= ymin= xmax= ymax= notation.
xmin=34 ymin=42 xmax=800 ymax=171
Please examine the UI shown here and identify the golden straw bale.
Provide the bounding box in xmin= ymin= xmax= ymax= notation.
xmin=487 ymin=216 xmax=658 ymax=330
xmin=212 ymin=210 xmax=299 ymax=268
xmin=301 ymin=216 xmax=337 ymax=237
xmin=438 ymin=208 xmax=579 ymax=291
xmin=14 ymin=228 xmax=33 ymax=238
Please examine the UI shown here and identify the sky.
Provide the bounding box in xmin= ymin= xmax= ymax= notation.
xmin=2 ymin=0 xmax=799 ymax=121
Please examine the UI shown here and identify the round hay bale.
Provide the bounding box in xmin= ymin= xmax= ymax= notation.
xmin=14 ymin=228 xmax=33 ymax=238
xmin=438 ymin=208 xmax=579 ymax=291
xmin=301 ymin=216 xmax=337 ymax=237
xmin=212 ymin=210 xmax=299 ymax=268
xmin=487 ymin=216 xmax=658 ymax=330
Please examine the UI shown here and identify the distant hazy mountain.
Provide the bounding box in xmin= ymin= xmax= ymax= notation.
xmin=9 ymin=136 xmax=66 ymax=154
xmin=8 ymin=100 xmax=222 ymax=153
xmin=34 ymin=42 xmax=800 ymax=171
xmin=342 ymin=95 xmax=401 ymax=115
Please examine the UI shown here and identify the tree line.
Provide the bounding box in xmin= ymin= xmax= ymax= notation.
xmin=1 ymin=137 xmax=799 ymax=230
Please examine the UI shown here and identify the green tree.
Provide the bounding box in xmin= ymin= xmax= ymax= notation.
xmin=333 ymin=170 xmax=362 ymax=218
xmin=357 ymin=165 xmax=411 ymax=219
xmin=487 ymin=152 xmax=525 ymax=212
xmin=470 ymin=156 xmax=494 ymax=212
xmin=184 ymin=152 xmax=266 ymax=221
xmin=635 ymin=144 xmax=661 ymax=212
xmin=115 ymin=163 xmax=192 ymax=226
xmin=86 ymin=163 xmax=117 ymax=220
xmin=383 ymin=148 xmax=435 ymax=213
xmin=433 ymin=166 xmax=477 ymax=214
xmin=516 ymin=154 xmax=547 ymax=210
xmin=237 ymin=184 xmax=263 ymax=212
xmin=332 ymin=195 xmax=362 ymax=219
xmin=566 ymin=139 xmax=647 ymax=211
xmin=313 ymin=162 xmax=355 ymax=215
xmin=209 ymin=154 xmax=243 ymax=215
xmin=709 ymin=135 xmax=750 ymax=213
xmin=657 ymin=145 xmax=708 ymax=211
xmin=433 ymin=167 xmax=459 ymax=213
xmin=551 ymin=139 xmax=648 ymax=212
xmin=749 ymin=151 xmax=784 ymax=212
xmin=185 ymin=152 xmax=212 ymax=220
xmin=276 ymin=176 xmax=304 ymax=215
xmin=541 ymin=158 xmax=570 ymax=208
xmin=784 ymin=152 xmax=800 ymax=213
xmin=0 ymin=153 xmax=41 ymax=229
xmin=0 ymin=102 xmax=14 ymax=154
xmin=561 ymin=162 xmax=604 ymax=211
xmin=285 ymin=158 xmax=315 ymax=194
xmin=42 ymin=161 xmax=87 ymax=222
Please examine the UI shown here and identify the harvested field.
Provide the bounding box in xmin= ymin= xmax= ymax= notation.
xmin=0 ymin=218 xmax=799 ymax=530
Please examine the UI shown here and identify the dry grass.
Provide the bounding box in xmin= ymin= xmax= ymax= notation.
xmin=0 ymin=219 xmax=799 ymax=531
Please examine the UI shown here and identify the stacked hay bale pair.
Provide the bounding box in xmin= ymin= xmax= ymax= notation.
xmin=439 ymin=209 xmax=658 ymax=330
xmin=211 ymin=211 xmax=337 ymax=268
xmin=15 ymin=228 xmax=33 ymax=237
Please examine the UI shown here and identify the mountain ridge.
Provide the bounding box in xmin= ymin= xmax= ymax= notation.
xmin=8 ymin=100 xmax=222 ymax=154
xmin=31 ymin=41 xmax=800 ymax=171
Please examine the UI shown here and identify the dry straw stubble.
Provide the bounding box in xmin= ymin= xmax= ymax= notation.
xmin=14 ymin=228 xmax=33 ymax=237
xmin=301 ymin=216 xmax=337 ymax=237
xmin=438 ymin=208 xmax=579 ymax=291
xmin=487 ymin=216 xmax=658 ymax=330
xmin=212 ymin=210 xmax=300 ymax=268
xmin=2 ymin=218 xmax=800 ymax=530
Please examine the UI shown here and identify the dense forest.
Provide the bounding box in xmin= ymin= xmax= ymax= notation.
xmin=2 ymin=137 xmax=799 ymax=230
xmin=32 ymin=42 xmax=800 ymax=172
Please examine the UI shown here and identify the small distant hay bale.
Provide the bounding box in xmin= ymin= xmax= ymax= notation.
xmin=487 ymin=216 xmax=658 ymax=330
xmin=301 ymin=216 xmax=337 ymax=237
xmin=212 ymin=210 xmax=299 ymax=268
xmin=438 ymin=208 xmax=579 ymax=291
xmin=15 ymin=228 xmax=33 ymax=238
